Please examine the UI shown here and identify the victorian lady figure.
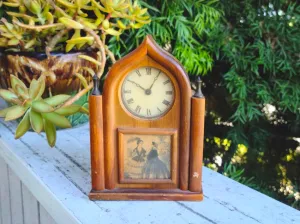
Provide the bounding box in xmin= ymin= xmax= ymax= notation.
xmin=125 ymin=138 xmax=147 ymax=179
xmin=142 ymin=142 xmax=170 ymax=179
xmin=131 ymin=139 xmax=147 ymax=162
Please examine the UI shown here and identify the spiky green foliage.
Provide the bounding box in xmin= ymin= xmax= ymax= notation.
xmin=108 ymin=0 xmax=221 ymax=75
xmin=204 ymin=0 xmax=300 ymax=210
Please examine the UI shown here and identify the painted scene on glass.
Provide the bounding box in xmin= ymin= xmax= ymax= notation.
xmin=123 ymin=134 xmax=171 ymax=179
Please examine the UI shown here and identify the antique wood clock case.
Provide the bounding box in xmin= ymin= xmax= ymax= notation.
xmin=89 ymin=35 xmax=205 ymax=201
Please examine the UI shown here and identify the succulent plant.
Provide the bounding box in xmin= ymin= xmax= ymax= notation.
xmin=0 ymin=74 xmax=87 ymax=147
xmin=0 ymin=0 xmax=150 ymax=53
xmin=0 ymin=0 xmax=150 ymax=147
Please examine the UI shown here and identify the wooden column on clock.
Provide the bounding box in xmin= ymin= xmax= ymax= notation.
xmin=89 ymin=35 xmax=205 ymax=201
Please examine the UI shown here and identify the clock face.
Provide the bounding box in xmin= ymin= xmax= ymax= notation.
xmin=121 ymin=67 xmax=175 ymax=119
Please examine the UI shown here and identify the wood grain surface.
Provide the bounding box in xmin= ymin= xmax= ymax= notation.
xmin=89 ymin=95 xmax=105 ymax=191
xmin=189 ymin=97 xmax=205 ymax=192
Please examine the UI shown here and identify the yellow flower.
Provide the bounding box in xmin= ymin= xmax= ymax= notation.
xmin=222 ymin=139 xmax=229 ymax=145
xmin=207 ymin=163 xmax=218 ymax=171
xmin=286 ymin=154 xmax=293 ymax=162
xmin=237 ymin=144 xmax=248 ymax=156
xmin=214 ymin=137 xmax=221 ymax=147
xmin=277 ymin=164 xmax=287 ymax=176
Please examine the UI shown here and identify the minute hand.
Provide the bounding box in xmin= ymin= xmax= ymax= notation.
xmin=149 ymin=71 xmax=161 ymax=90
xmin=127 ymin=80 xmax=146 ymax=91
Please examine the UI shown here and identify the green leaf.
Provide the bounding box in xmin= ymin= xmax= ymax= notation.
xmin=30 ymin=109 xmax=43 ymax=133
xmin=59 ymin=17 xmax=84 ymax=29
xmin=10 ymin=75 xmax=27 ymax=92
xmin=140 ymin=1 xmax=160 ymax=13
xmin=29 ymin=76 xmax=45 ymax=100
xmin=44 ymin=95 xmax=71 ymax=106
xmin=44 ymin=119 xmax=56 ymax=147
xmin=130 ymin=23 xmax=144 ymax=29
xmin=74 ymin=73 xmax=88 ymax=88
xmin=55 ymin=105 xmax=81 ymax=116
xmin=66 ymin=36 xmax=94 ymax=45
xmin=32 ymin=100 xmax=54 ymax=113
xmin=5 ymin=106 xmax=27 ymax=121
xmin=78 ymin=55 xmax=101 ymax=66
xmin=79 ymin=106 xmax=89 ymax=115
xmin=42 ymin=112 xmax=71 ymax=129
xmin=15 ymin=84 xmax=29 ymax=100
xmin=104 ymin=28 xmax=121 ymax=36
xmin=0 ymin=107 xmax=14 ymax=117
xmin=66 ymin=43 xmax=75 ymax=52
xmin=35 ymin=76 xmax=46 ymax=100
xmin=15 ymin=110 xmax=30 ymax=139
xmin=29 ymin=79 xmax=39 ymax=99
xmin=0 ymin=89 xmax=19 ymax=103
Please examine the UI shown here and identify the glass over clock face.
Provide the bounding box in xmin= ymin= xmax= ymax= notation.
xmin=121 ymin=67 xmax=175 ymax=119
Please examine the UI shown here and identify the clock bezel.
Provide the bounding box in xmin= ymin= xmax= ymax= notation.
xmin=120 ymin=66 xmax=176 ymax=120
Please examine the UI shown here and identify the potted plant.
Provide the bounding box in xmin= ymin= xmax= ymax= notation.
xmin=0 ymin=0 xmax=150 ymax=147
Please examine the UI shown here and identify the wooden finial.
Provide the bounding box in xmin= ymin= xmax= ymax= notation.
xmin=92 ymin=75 xmax=101 ymax=96
xmin=193 ymin=76 xmax=204 ymax=98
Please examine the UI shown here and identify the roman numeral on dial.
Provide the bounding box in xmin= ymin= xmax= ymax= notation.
xmin=146 ymin=68 xmax=151 ymax=75
xmin=127 ymin=98 xmax=134 ymax=104
xmin=147 ymin=109 xmax=151 ymax=116
xmin=124 ymin=90 xmax=131 ymax=94
xmin=166 ymin=91 xmax=173 ymax=95
xmin=136 ymin=70 xmax=142 ymax=77
xmin=162 ymin=99 xmax=171 ymax=106
xmin=163 ymin=80 xmax=170 ymax=85
xmin=135 ymin=105 xmax=141 ymax=114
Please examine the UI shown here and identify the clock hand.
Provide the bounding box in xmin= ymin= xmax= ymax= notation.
xmin=148 ymin=71 xmax=161 ymax=91
xmin=127 ymin=80 xmax=146 ymax=91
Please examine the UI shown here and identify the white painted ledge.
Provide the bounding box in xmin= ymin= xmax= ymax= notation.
xmin=0 ymin=103 xmax=299 ymax=224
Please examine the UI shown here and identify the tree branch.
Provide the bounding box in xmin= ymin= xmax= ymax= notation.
xmin=13 ymin=20 xmax=64 ymax=31
xmin=105 ymin=45 xmax=116 ymax=64
xmin=81 ymin=25 xmax=107 ymax=78
xmin=61 ymin=82 xmax=93 ymax=107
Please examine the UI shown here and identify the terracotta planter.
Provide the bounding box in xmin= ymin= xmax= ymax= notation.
xmin=0 ymin=51 xmax=97 ymax=96
xmin=0 ymin=51 xmax=98 ymax=126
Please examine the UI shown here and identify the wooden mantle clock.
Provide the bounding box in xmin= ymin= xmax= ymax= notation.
xmin=89 ymin=35 xmax=205 ymax=201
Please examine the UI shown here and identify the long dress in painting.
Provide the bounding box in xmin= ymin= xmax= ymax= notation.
xmin=142 ymin=147 xmax=170 ymax=179
xmin=125 ymin=147 xmax=147 ymax=179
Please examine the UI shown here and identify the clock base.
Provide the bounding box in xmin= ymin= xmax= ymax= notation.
xmin=89 ymin=189 xmax=203 ymax=201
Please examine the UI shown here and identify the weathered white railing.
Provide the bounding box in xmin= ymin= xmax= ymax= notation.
xmin=0 ymin=101 xmax=299 ymax=224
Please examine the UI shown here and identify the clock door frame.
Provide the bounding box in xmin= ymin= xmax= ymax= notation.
xmin=118 ymin=128 xmax=178 ymax=188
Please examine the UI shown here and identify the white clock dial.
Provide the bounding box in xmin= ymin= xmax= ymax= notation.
xmin=121 ymin=67 xmax=175 ymax=119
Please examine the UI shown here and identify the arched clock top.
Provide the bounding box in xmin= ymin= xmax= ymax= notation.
xmin=103 ymin=35 xmax=192 ymax=98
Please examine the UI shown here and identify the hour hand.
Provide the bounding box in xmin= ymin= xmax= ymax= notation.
xmin=127 ymin=80 xmax=146 ymax=91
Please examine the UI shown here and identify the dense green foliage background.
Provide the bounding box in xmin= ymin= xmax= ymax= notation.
xmin=109 ymin=0 xmax=300 ymax=209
